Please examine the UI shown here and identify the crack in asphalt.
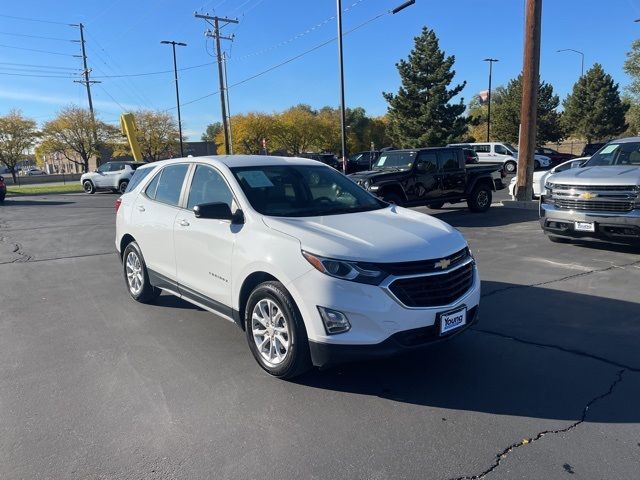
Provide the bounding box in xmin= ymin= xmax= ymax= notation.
xmin=0 ymin=234 xmax=32 ymax=263
xmin=0 ymin=251 xmax=114 ymax=265
xmin=448 ymin=369 xmax=627 ymax=480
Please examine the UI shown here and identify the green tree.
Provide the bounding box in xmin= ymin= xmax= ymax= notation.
xmin=466 ymin=87 xmax=507 ymax=142
xmin=624 ymin=39 xmax=640 ymax=98
xmin=490 ymin=75 xmax=563 ymax=145
xmin=0 ymin=110 xmax=39 ymax=182
xmin=40 ymin=106 xmax=117 ymax=173
xmin=132 ymin=110 xmax=181 ymax=162
xmin=383 ymin=26 xmax=467 ymax=148
xmin=201 ymin=122 xmax=223 ymax=143
xmin=562 ymin=64 xmax=629 ymax=143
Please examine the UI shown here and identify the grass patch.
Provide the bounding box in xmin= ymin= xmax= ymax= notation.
xmin=6 ymin=184 xmax=84 ymax=196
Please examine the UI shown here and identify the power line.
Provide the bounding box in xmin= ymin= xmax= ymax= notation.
xmin=0 ymin=43 xmax=77 ymax=56
xmin=97 ymin=84 xmax=127 ymax=111
xmin=0 ymin=13 xmax=72 ymax=26
xmin=0 ymin=31 xmax=74 ymax=42
xmin=0 ymin=71 xmax=77 ymax=78
xmin=0 ymin=61 xmax=79 ymax=70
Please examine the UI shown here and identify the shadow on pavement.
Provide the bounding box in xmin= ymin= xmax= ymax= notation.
xmin=430 ymin=206 xmax=539 ymax=227
xmin=293 ymin=281 xmax=639 ymax=423
xmin=1 ymin=199 xmax=75 ymax=206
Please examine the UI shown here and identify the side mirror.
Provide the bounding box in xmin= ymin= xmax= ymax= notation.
xmin=193 ymin=202 xmax=244 ymax=224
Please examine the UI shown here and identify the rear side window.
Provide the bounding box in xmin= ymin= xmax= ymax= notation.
xmin=154 ymin=164 xmax=189 ymax=206
xmin=472 ymin=144 xmax=490 ymax=153
xmin=144 ymin=171 xmax=161 ymax=199
xmin=126 ymin=166 xmax=155 ymax=192
xmin=109 ymin=162 xmax=125 ymax=172
xmin=437 ymin=149 xmax=460 ymax=171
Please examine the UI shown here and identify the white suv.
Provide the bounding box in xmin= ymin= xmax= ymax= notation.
xmin=81 ymin=161 xmax=146 ymax=194
xmin=115 ymin=156 xmax=481 ymax=378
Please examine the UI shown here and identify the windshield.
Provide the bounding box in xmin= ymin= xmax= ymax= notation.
xmin=503 ymin=143 xmax=518 ymax=153
xmin=231 ymin=165 xmax=385 ymax=217
xmin=373 ymin=151 xmax=416 ymax=170
xmin=584 ymin=142 xmax=640 ymax=166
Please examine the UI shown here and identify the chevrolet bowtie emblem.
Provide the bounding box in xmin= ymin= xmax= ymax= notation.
xmin=434 ymin=258 xmax=451 ymax=270
xmin=579 ymin=192 xmax=598 ymax=200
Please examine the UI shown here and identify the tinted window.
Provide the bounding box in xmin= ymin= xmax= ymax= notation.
xmin=126 ymin=166 xmax=155 ymax=192
xmin=437 ymin=149 xmax=459 ymax=171
xmin=416 ymin=151 xmax=437 ymax=174
xmin=97 ymin=163 xmax=110 ymax=173
xmin=187 ymin=165 xmax=234 ymax=210
xmin=144 ymin=171 xmax=161 ymax=199
xmin=154 ymin=164 xmax=189 ymax=206
xmin=472 ymin=144 xmax=491 ymax=153
xmin=128 ymin=163 xmax=144 ymax=170
xmin=108 ymin=162 xmax=124 ymax=172
xmin=494 ymin=144 xmax=509 ymax=155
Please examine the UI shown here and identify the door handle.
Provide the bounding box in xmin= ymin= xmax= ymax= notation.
xmin=178 ymin=219 xmax=190 ymax=227
xmin=137 ymin=205 xmax=145 ymax=212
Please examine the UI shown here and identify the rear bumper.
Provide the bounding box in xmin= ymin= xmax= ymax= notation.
xmin=539 ymin=201 xmax=640 ymax=244
xmin=309 ymin=306 xmax=479 ymax=368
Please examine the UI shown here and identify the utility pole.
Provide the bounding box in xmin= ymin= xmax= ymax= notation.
xmin=195 ymin=12 xmax=238 ymax=155
xmin=223 ymin=52 xmax=233 ymax=154
xmin=515 ymin=0 xmax=542 ymax=201
xmin=161 ymin=40 xmax=187 ymax=157
xmin=336 ymin=0 xmax=348 ymax=173
xmin=483 ymin=58 xmax=498 ymax=142
xmin=72 ymin=22 xmax=101 ymax=166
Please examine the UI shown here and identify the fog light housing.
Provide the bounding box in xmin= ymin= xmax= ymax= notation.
xmin=317 ymin=307 xmax=351 ymax=334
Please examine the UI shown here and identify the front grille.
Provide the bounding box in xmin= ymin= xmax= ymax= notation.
xmin=388 ymin=262 xmax=475 ymax=308
xmin=555 ymin=199 xmax=634 ymax=212
xmin=554 ymin=184 xmax=636 ymax=192
xmin=379 ymin=248 xmax=470 ymax=276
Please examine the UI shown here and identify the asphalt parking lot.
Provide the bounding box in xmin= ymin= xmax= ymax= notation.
xmin=1 ymin=190 xmax=639 ymax=480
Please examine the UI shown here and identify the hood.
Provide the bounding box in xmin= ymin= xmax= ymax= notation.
xmin=262 ymin=206 xmax=467 ymax=263
xmin=349 ymin=169 xmax=408 ymax=184
xmin=549 ymin=166 xmax=640 ymax=186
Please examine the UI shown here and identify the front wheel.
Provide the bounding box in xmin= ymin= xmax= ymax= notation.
xmin=548 ymin=235 xmax=571 ymax=244
xmin=504 ymin=161 xmax=517 ymax=174
xmin=245 ymin=281 xmax=311 ymax=379
xmin=534 ymin=160 xmax=541 ymax=170
xmin=467 ymin=184 xmax=492 ymax=212
xmin=122 ymin=242 xmax=161 ymax=303
xmin=83 ymin=180 xmax=95 ymax=194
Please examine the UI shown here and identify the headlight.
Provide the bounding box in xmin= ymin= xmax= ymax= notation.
xmin=302 ymin=251 xmax=387 ymax=285
xmin=544 ymin=182 xmax=554 ymax=191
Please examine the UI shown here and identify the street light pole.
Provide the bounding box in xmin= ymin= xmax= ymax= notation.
xmin=161 ymin=40 xmax=187 ymax=157
xmin=557 ymin=48 xmax=584 ymax=77
xmin=483 ymin=58 xmax=498 ymax=142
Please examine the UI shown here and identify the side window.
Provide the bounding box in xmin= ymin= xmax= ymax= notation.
xmin=494 ymin=144 xmax=508 ymax=155
xmin=108 ymin=163 xmax=124 ymax=172
xmin=126 ymin=167 xmax=155 ymax=192
xmin=437 ymin=150 xmax=460 ymax=171
xmin=144 ymin=170 xmax=161 ymax=199
xmin=154 ymin=164 xmax=189 ymax=206
xmin=187 ymin=165 xmax=234 ymax=210
xmin=97 ymin=163 xmax=110 ymax=173
xmin=416 ymin=152 xmax=437 ymax=174
xmin=473 ymin=144 xmax=490 ymax=153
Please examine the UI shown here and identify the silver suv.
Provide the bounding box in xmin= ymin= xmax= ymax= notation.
xmin=81 ymin=161 xmax=147 ymax=194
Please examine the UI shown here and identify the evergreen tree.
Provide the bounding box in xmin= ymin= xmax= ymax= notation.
xmin=491 ymin=75 xmax=563 ymax=145
xmin=383 ymin=27 xmax=467 ymax=147
xmin=562 ymin=64 xmax=629 ymax=143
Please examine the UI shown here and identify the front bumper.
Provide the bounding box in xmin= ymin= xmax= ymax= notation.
xmin=285 ymin=264 xmax=481 ymax=367
xmin=539 ymin=201 xmax=640 ymax=244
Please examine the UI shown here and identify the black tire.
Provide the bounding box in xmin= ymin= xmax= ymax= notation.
xmin=548 ymin=235 xmax=571 ymax=244
xmin=504 ymin=161 xmax=517 ymax=174
xmin=429 ymin=202 xmax=445 ymax=209
xmin=83 ymin=180 xmax=95 ymax=194
xmin=467 ymin=184 xmax=492 ymax=212
xmin=382 ymin=192 xmax=404 ymax=206
xmin=0 ymin=195 xmax=4 ymax=203
xmin=118 ymin=180 xmax=129 ymax=194
xmin=534 ymin=160 xmax=541 ymax=170
xmin=245 ymin=281 xmax=311 ymax=379
xmin=122 ymin=241 xmax=161 ymax=303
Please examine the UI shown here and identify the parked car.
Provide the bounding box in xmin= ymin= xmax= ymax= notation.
xmin=535 ymin=147 xmax=577 ymax=166
xmin=540 ymin=137 xmax=640 ymax=245
xmin=116 ymin=155 xmax=480 ymax=378
xmin=80 ymin=161 xmax=147 ymax=194
xmin=298 ymin=152 xmax=340 ymax=170
xmin=509 ymin=157 xmax=588 ymax=198
xmin=0 ymin=175 xmax=6 ymax=202
xmin=345 ymin=151 xmax=381 ymax=174
xmin=448 ymin=142 xmax=551 ymax=173
xmin=349 ymin=147 xmax=505 ymax=212
xmin=581 ymin=142 xmax=607 ymax=157
xmin=24 ymin=167 xmax=46 ymax=176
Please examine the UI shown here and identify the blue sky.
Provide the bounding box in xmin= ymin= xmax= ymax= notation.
xmin=1 ymin=0 xmax=639 ymax=140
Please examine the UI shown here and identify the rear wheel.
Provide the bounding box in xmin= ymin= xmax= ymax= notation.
xmin=122 ymin=241 xmax=161 ymax=303
xmin=504 ymin=161 xmax=517 ymax=174
xmin=83 ymin=180 xmax=95 ymax=194
xmin=118 ymin=180 xmax=129 ymax=194
xmin=245 ymin=281 xmax=311 ymax=379
xmin=382 ymin=192 xmax=404 ymax=206
xmin=467 ymin=184 xmax=492 ymax=212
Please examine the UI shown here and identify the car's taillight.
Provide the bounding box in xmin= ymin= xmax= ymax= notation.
xmin=115 ymin=197 xmax=122 ymax=213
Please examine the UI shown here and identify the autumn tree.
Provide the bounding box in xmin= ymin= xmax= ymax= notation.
xmin=272 ymin=105 xmax=320 ymax=155
xmin=216 ymin=112 xmax=276 ymax=154
xmin=0 ymin=110 xmax=39 ymax=182
xmin=383 ymin=26 xmax=467 ymax=147
xmin=202 ymin=122 xmax=223 ymax=143
xmin=130 ymin=110 xmax=181 ymax=162
xmin=562 ymin=64 xmax=628 ymax=143
xmin=40 ymin=106 xmax=117 ymax=173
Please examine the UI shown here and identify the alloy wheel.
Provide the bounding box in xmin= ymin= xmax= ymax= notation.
xmin=125 ymin=251 xmax=144 ymax=295
xmin=251 ymin=298 xmax=290 ymax=366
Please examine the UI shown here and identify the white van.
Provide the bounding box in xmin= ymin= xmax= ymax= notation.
xmin=448 ymin=142 xmax=550 ymax=173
